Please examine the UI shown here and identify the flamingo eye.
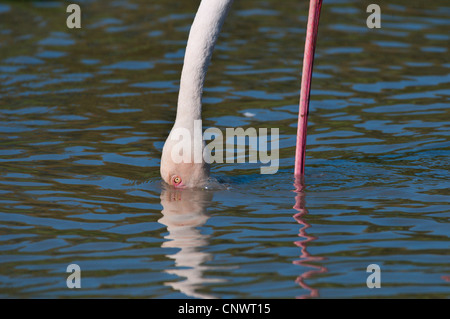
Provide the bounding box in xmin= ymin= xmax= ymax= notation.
xmin=172 ymin=176 xmax=182 ymax=185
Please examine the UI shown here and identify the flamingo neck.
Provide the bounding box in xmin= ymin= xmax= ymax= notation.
xmin=174 ymin=0 xmax=233 ymax=129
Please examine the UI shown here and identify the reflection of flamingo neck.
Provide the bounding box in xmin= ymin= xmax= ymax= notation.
xmin=175 ymin=0 xmax=233 ymax=129
xmin=160 ymin=187 xmax=219 ymax=299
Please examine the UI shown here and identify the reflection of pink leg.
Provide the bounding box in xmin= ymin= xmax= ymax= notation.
xmin=293 ymin=211 xmax=327 ymax=299
xmin=292 ymin=178 xmax=327 ymax=299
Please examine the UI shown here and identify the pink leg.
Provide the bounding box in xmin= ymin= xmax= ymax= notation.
xmin=294 ymin=0 xmax=323 ymax=176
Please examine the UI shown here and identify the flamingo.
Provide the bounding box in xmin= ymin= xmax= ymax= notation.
xmin=160 ymin=0 xmax=322 ymax=187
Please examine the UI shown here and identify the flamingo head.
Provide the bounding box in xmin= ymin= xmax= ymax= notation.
xmin=160 ymin=135 xmax=210 ymax=189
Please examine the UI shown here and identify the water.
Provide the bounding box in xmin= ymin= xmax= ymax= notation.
xmin=0 ymin=0 xmax=449 ymax=298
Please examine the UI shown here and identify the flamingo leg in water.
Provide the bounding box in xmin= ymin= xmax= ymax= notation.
xmin=294 ymin=0 xmax=323 ymax=176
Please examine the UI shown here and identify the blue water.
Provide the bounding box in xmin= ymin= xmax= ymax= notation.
xmin=0 ymin=0 xmax=449 ymax=298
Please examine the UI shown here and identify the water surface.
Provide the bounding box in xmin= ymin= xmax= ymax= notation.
xmin=0 ymin=0 xmax=449 ymax=298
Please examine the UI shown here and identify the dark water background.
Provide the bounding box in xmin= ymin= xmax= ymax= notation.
xmin=0 ymin=0 xmax=449 ymax=298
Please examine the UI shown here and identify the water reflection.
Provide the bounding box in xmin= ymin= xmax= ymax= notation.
xmin=293 ymin=178 xmax=327 ymax=299
xmin=159 ymin=186 xmax=223 ymax=299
